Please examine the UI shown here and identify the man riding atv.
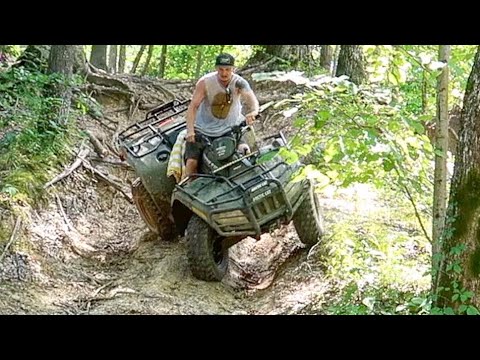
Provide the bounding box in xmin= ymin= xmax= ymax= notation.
xmin=118 ymin=54 xmax=324 ymax=283
xmin=184 ymin=53 xmax=259 ymax=179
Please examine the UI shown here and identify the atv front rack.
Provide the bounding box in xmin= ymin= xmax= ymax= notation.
xmin=175 ymin=160 xmax=305 ymax=237
xmin=117 ymin=99 xmax=190 ymax=158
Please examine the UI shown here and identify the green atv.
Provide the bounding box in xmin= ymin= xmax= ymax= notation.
xmin=118 ymin=99 xmax=324 ymax=282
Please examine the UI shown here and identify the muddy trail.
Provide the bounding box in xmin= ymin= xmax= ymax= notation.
xmin=0 ymin=73 xmax=347 ymax=315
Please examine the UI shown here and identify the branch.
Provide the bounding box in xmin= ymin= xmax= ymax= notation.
xmin=81 ymin=160 xmax=133 ymax=203
xmin=396 ymin=46 xmax=432 ymax=73
xmin=85 ymin=130 xmax=109 ymax=158
xmin=0 ymin=217 xmax=22 ymax=263
xmin=55 ymin=195 xmax=98 ymax=257
xmin=128 ymin=95 xmax=142 ymax=121
xmin=88 ymin=156 xmax=130 ymax=168
xmin=394 ymin=168 xmax=432 ymax=243
xmin=151 ymin=83 xmax=176 ymax=100
xmin=44 ymin=148 xmax=90 ymax=189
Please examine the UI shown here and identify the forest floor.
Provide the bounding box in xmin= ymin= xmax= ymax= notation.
xmin=0 ymin=72 xmax=431 ymax=315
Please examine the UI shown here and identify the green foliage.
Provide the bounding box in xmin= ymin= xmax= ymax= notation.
xmin=364 ymin=45 xmax=475 ymax=113
xmin=322 ymin=185 xmax=431 ymax=315
xmin=126 ymin=45 xmax=253 ymax=79
xmin=272 ymin=73 xmax=435 ymax=214
xmin=431 ymin=232 xmax=480 ymax=315
xmin=0 ymin=67 xmax=83 ymax=205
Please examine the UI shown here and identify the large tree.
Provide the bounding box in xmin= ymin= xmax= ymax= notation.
xmin=131 ymin=45 xmax=147 ymax=74
xmin=48 ymin=45 xmax=76 ymax=125
xmin=335 ymin=45 xmax=367 ymax=85
xmin=320 ymin=45 xmax=333 ymax=71
xmin=118 ymin=45 xmax=126 ymax=73
xmin=158 ymin=45 xmax=167 ymax=78
xmin=90 ymin=45 xmax=108 ymax=71
xmin=436 ymin=46 xmax=480 ymax=311
xmin=108 ymin=45 xmax=118 ymax=74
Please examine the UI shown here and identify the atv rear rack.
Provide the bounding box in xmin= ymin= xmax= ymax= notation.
xmin=117 ymin=99 xmax=190 ymax=158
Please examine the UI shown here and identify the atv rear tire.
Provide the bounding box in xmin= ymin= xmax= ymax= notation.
xmin=186 ymin=215 xmax=228 ymax=282
xmin=131 ymin=177 xmax=176 ymax=241
xmin=292 ymin=180 xmax=324 ymax=247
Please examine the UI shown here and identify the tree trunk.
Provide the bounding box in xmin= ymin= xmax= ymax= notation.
xmin=72 ymin=46 xmax=87 ymax=74
xmin=90 ymin=45 xmax=108 ymax=71
xmin=158 ymin=45 xmax=167 ymax=78
xmin=108 ymin=45 xmax=118 ymax=74
xmin=49 ymin=45 xmax=74 ymax=75
xmin=422 ymin=70 xmax=428 ymax=113
xmin=336 ymin=45 xmax=367 ymax=85
xmin=118 ymin=45 xmax=126 ymax=73
xmin=320 ymin=45 xmax=333 ymax=71
xmin=437 ymin=46 xmax=480 ymax=311
xmin=14 ymin=45 xmax=85 ymax=75
xmin=194 ymin=46 xmax=204 ymax=79
xmin=432 ymin=45 xmax=451 ymax=289
xmin=141 ymin=45 xmax=154 ymax=76
xmin=131 ymin=45 xmax=146 ymax=74
xmin=332 ymin=45 xmax=340 ymax=77
xmin=48 ymin=45 xmax=75 ymax=125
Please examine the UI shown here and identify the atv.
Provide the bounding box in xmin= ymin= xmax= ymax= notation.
xmin=118 ymin=99 xmax=324 ymax=282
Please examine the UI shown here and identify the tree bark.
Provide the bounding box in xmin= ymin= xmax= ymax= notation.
xmin=131 ymin=45 xmax=146 ymax=74
xmin=336 ymin=45 xmax=367 ymax=85
xmin=437 ymin=45 xmax=480 ymax=310
xmin=108 ymin=45 xmax=118 ymax=74
xmin=141 ymin=45 xmax=154 ymax=76
xmin=244 ymin=45 xmax=310 ymax=70
xmin=320 ymin=45 xmax=333 ymax=71
xmin=90 ymin=45 xmax=108 ymax=71
xmin=332 ymin=45 xmax=340 ymax=77
xmin=118 ymin=45 xmax=126 ymax=73
xmin=48 ymin=45 xmax=76 ymax=125
xmin=432 ymin=45 xmax=451 ymax=289
xmin=158 ymin=45 xmax=167 ymax=78
xmin=194 ymin=46 xmax=204 ymax=79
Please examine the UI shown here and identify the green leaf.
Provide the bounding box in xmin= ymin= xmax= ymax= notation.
xmin=453 ymin=264 xmax=462 ymax=274
xmin=410 ymin=121 xmax=425 ymax=134
xmin=326 ymin=170 xmax=339 ymax=180
xmin=452 ymin=294 xmax=459 ymax=301
xmin=382 ymin=158 xmax=394 ymax=172
xmin=430 ymin=307 xmax=443 ymax=315
xmin=323 ymin=142 xmax=339 ymax=163
xmin=444 ymin=307 xmax=455 ymax=315
xmin=467 ymin=306 xmax=480 ymax=315
xmin=458 ymin=305 xmax=468 ymax=313
xmin=278 ymin=147 xmax=299 ymax=164
xmin=411 ymin=297 xmax=425 ymax=306
xmin=434 ymin=149 xmax=446 ymax=158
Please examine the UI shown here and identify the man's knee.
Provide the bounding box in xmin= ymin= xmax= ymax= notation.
xmin=186 ymin=158 xmax=198 ymax=167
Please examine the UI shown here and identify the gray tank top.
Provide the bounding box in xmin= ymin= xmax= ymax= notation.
xmin=195 ymin=72 xmax=252 ymax=137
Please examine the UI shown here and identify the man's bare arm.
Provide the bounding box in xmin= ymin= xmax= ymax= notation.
xmin=186 ymin=79 xmax=206 ymax=142
xmin=241 ymin=89 xmax=259 ymax=125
